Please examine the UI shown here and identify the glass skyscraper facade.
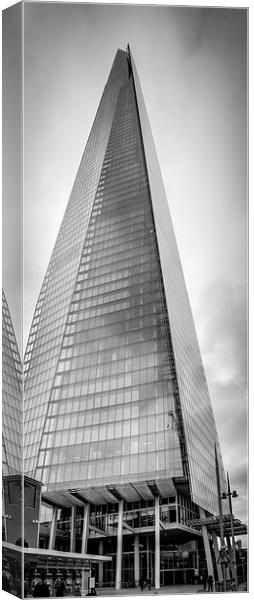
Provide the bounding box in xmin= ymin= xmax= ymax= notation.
xmin=131 ymin=57 xmax=226 ymax=515
xmin=24 ymin=47 xmax=225 ymax=516
xmin=32 ymin=52 xmax=184 ymax=493
xmin=2 ymin=45 xmax=231 ymax=593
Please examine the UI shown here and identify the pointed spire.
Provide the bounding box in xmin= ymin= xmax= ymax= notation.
xmin=126 ymin=43 xmax=132 ymax=78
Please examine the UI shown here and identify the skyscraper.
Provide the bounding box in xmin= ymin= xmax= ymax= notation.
xmin=22 ymin=46 xmax=227 ymax=589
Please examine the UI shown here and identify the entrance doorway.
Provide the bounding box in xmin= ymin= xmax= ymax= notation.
xmin=161 ymin=569 xmax=195 ymax=586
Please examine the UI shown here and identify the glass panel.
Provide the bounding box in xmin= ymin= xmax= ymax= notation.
xmin=131 ymin=50 xmax=226 ymax=514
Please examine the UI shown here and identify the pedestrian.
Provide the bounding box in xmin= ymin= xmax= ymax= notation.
xmin=140 ymin=578 xmax=144 ymax=591
xmin=202 ymin=572 xmax=207 ymax=592
xmin=33 ymin=579 xmax=50 ymax=597
xmin=2 ymin=573 xmax=11 ymax=594
xmin=207 ymin=574 xmax=214 ymax=592
xmin=55 ymin=579 xmax=65 ymax=597
xmin=24 ymin=579 xmax=30 ymax=598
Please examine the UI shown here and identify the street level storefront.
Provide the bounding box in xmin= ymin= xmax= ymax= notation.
xmin=2 ymin=542 xmax=111 ymax=597
xmin=37 ymin=482 xmax=247 ymax=591
xmin=37 ymin=484 xmax=212 ymax=591
xmin=2 ymin=474 xmax=248 ymax=594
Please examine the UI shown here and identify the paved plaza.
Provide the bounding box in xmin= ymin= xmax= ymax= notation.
xmin=84 ymin=586 xmax=205 ymax=596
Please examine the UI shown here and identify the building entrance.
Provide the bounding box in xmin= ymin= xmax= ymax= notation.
xmin=161 ymin=568 xmax=195 ymax=586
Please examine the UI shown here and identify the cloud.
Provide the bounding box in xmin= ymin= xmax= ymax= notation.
xmin=199 ymin=280 xmax=247 ymax=384
xmin=196 ymin=279 xmax=248 ymax=524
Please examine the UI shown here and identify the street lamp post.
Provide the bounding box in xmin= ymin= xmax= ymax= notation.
xmin=221 ymin=473 xmax=238 ymax=591
xmin=215 ymin=444 xmax=228 ymax=592
xmin=240 ymin=556 xmax=245 ymax=586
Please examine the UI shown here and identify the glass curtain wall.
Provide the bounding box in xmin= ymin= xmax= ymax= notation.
xmin=23 ymin=50 xmax=129 ymax=479
xmin=130 ymin=50 xmax=226 ymax=514
xmin=35 ymin=61 xmax=183 ymax=490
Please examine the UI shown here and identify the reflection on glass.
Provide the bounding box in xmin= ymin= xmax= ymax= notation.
xmin=33 ymin=58 xmax=182 ymax=491
xmin=131 ymin=50 xmax=226 ymax=513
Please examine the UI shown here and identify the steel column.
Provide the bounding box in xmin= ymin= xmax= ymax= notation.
xmin=212 ymin=530 xmax=223 ymax=582
xmin=146 ymin=535 xmax=150 ymax=581
xmin=70 ymin=506 xmax=76 ymax=552
xmin=81 ymin=503 xmax=90 ymax=554
xmin=134 ymin=534 xmax=140 ymax=587
xmin=48 ymin=506 xmax=57 ymax=550
xmin=115 ymin=499 xmax=123 ymax=590
xmin=227 ymin=473 xmax=238 ymax=590
xmin=154 ymin=495 xmax=160 ymax=592
xmin=199 ymin=507 xmax=214 ymax=580
xmin=99 ymin=539 xmax=104 ymax=587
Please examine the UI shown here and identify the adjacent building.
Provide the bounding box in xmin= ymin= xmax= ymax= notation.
xmin=2 ymin=289 xmax=22 ymax=479
xmin=2 ymin=290 xmax=22 ymax=595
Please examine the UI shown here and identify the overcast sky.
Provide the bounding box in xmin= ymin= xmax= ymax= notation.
xmin=3 ymin=3 xmax=248 ymax=528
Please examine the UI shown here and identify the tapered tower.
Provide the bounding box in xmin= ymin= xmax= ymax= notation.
xmin=23 ymin=47 xmax=227 ymax=588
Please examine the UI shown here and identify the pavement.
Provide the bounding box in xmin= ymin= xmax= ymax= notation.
xmin=46 ymin=584 xmax=249 ymax=599
xmin=90 ymin=585 xmax=205 ymax=596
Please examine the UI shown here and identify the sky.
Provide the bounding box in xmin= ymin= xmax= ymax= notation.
xmin=2 ymin=3 xmax=248 ymax=529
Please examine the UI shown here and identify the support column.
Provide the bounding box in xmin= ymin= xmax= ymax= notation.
xmin=81 ymin=503 xmax=90 ymax=554
xmin=154 ymin=495 xmax=160 ymax=592
xmin=226 ymin=537 xmax=232 ymax=580
xmin=146 ymin=535 xmax=150 ymax=581
xmin=212 ymin=531 xmax=223 ymax=581
xmin=70 ymin=506 xmax=76 ymax=552
xmin=82 ymin=565 xmax=90 ymax=595
xmin=36 ymin=488 xmax=42 ymax=548
xmin=99 ymin=540 xmax=104 ymax=588
xmin=215 ymin=444 xmax=227 ymax=591
xmin=199 ymin=507 xmax=214 ymax=580
xmin=2 ymin=490 xmax=7 ymax=542
xmin=81 ymin=566 xmax=85 ymax=595
xmin=49 ymin=506 xmax=58 ymax=550
xmin=115 ymin=500 xmax=123 ymax=590
xmin=226 ymin=473 xmax=238 ymax=589
xmin=134 ymin=535 xmax=140 ymax=587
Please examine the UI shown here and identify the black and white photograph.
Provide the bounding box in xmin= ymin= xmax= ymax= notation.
xmin=2 ymin=1 xmax=248 ymax=598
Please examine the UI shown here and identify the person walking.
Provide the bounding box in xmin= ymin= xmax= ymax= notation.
xmin=24 ymin=579 xmax=30 ymax=598
xmin=207 ymin=574 xmax=214 ymax=592
xmin=33 ymin=579 xmax=50 ymax=597
xmin=202 ymin=572 xmax=207 ymax=592
xmin=55 ymin=579 xmax=65 ymax=597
